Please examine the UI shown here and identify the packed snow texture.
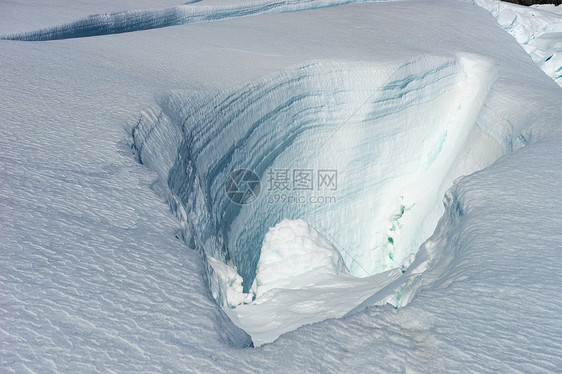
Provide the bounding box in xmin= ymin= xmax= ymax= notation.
xmin=2 ymin=0 xmax=562 ymax=371
xmin=3 ymin=0 xmax=561 ymax=86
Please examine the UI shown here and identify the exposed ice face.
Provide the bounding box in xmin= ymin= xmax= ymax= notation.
xmin=131 ymin=54 xmax=503 ymax=287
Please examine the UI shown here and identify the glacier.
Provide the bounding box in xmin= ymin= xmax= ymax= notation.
xmin=2 ymin=0 xmax=562 ymax=371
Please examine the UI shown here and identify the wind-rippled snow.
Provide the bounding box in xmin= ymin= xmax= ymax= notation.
xmin=1 ymin=0 xmax=562 ymax=372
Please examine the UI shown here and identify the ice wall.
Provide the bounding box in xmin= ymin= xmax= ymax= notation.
xmin=131 ymin=54 xmax=509 ymax=298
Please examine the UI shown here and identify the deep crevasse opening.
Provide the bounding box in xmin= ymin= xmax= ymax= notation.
xmin=130 ymin=54 xmax=518 ymax=346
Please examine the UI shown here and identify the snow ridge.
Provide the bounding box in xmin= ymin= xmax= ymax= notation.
xmin=1 ymin=0 xmax=394 ymax=41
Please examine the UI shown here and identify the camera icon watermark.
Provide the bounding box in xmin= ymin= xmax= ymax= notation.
xmin=225 ymin=169 xmax=261 ymax=205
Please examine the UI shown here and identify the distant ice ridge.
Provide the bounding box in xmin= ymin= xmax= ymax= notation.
xmin=1 ymin=0 xmax=393 ymax=41
xmin=129 ymin=53 xmax=534 ymax=344
xmin=474 ymin=0 xmax=562 ymax=86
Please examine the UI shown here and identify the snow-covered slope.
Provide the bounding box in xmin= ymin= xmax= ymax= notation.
xmin=1 ymin=0 xmax=561 ymax=371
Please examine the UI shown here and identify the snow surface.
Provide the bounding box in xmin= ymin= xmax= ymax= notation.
xmin=473 ymin=0 xmax=562 ymax=86
xmin=1 ymin=0 xmax=562 ymax=371
xmin=1 ymin=0 xmax=394 ymax=41
xmin=531 ymin=4 xmax=562 ymax=16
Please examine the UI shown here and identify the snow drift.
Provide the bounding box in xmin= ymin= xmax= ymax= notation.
xmin=254 ymin=219 xmax=349 ymax=298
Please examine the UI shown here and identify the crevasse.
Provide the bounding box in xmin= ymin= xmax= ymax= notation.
xmin=130 ymin=54 xmax=519 ymax=345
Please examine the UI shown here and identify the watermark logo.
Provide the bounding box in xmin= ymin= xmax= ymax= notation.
xmin=226 ymin=168 xmax=337 ymax=205
xmin=267 ymin=169 xmax=337 ymax=191
xmin=267 ymin=193 xmax=337 ymax=204
xmin=225 ymin=169 xmax=261 ymax=205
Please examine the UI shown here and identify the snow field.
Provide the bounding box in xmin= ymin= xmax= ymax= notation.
xmin=1 ymin=0 xmax=561 ymax=369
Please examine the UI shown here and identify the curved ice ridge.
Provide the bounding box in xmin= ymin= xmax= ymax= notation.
xmin=130 ymin=54 xmax=512 ymax=290
xmin=2 ymin=0 xmax=394 ymax=41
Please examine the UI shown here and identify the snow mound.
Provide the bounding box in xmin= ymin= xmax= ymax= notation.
xmin=254 ymin=219 xmax=349 ymax=297
xmin=230 ymin=219 xmax=402 ymax=346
